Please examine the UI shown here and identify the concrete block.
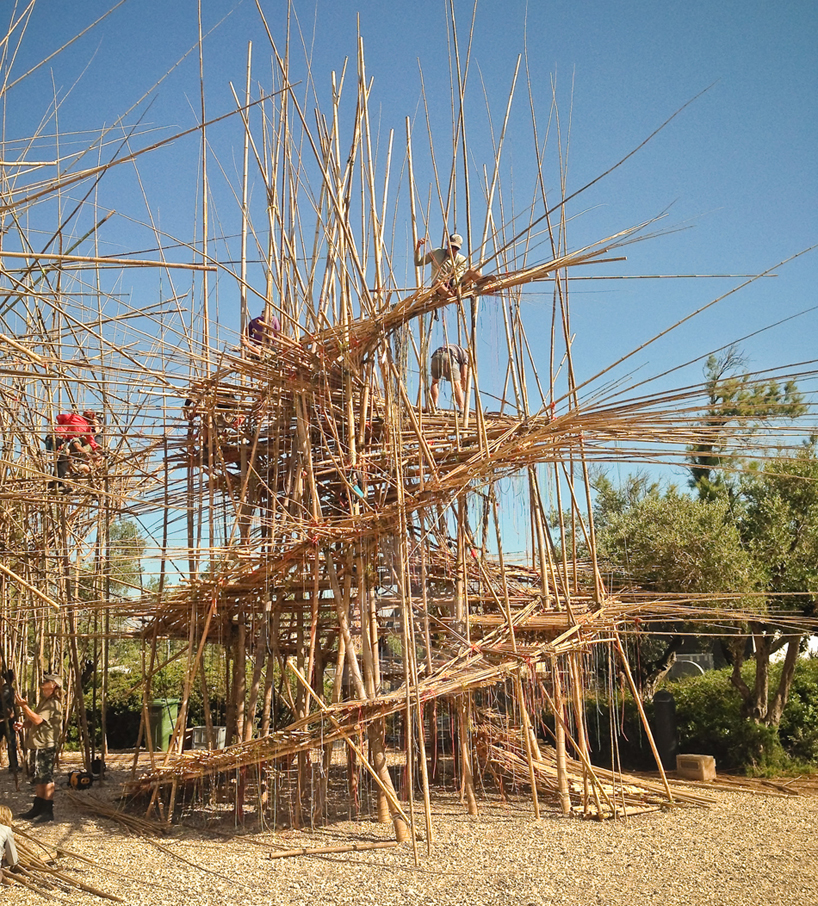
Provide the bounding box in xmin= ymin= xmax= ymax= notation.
xmin=676 ymin=753 xmax=716 ymax=781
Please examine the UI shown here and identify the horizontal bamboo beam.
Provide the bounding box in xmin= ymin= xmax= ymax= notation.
xmin=0 ymin=249 xmax=217 ymax=271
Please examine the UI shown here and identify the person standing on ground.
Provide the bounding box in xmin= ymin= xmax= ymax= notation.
xmin=15 ymin=675 xmax=62 ymax=823
xmin=1 ymin=672 xmax=18 ymax=775
xmin=429 ymin=344 xmax=469 ymax=412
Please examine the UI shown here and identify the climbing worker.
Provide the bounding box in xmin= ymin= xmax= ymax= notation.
xmin=182 ymin=398 xmax=200 ymax=459
xmin=246 ymin=311 xmax=281 ymax=355
xmin=16 ymin=674 xmax=63 ymax=824
xmin=0 ymin=806 xmax=19 ymax=871
xmin=192 ymin=396 xmax=245 ymax=466
xmin=45 ymin=411 xmax=103 ymax=489
xmin=429 ymin=344 xmax=469 ymax=412
xmin=81 ymin=409 xmax=102 ymax=444
xmin=415 ymin=233 xmax=470 ymax=294
xmin=349 ymin=469 xmax=365 ymax=500
xmin=345 ymin=468 xmax=366 ymax=510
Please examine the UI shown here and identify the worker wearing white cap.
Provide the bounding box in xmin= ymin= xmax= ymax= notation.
xmin=414 ymin=232 xmax=469 ymax=291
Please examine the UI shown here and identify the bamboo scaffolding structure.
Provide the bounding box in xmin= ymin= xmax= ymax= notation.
xmin=0 ymin=10 xmax=815 ymax=890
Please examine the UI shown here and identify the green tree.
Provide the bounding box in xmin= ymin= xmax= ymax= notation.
xmin=104 ymin=519 xmax=146 ymax=598
xmin=731 ymin=448 xmax=818 ymax=725
xmin=601 ymin=489 xmax=759 ymax=595
xmin=597 ymin=450 xmax=818 ymax=734
xmin=591 ymin=468 xmax=661 ymax=533
xmin=598 ymin=487 xmax=761 ymax=697
xmin=687 ymin=348 xmax=805 ymax=500
xmin=74 ymin=519 xmax=146 ymax=606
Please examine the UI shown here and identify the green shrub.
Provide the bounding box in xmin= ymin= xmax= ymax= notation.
xmin=672 ymin=669 xmax=785 ymax=772
xmin=670 ymin=658 xmax=818 ymax=774
xmin=777 ymin=656 xmax=818 ymax=765
xmin=576 ymin=657 xmax=818 ymax=775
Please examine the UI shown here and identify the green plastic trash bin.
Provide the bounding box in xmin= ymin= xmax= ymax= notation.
xmin=148 ymin=698 xmax=181 ymax=752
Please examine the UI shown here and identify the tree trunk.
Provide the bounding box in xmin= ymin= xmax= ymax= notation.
xmin=728 ymin=636 xmax=752 ymax=712
xmin=639 ymin=634 xmax=684 ymax=701
xmin=730 ymin=627 xmax=801 ymax=727
xmin=749 ymin=628 xmax=771 ymax=721
xmin=765 ymin=634 xmax=803 ymax=727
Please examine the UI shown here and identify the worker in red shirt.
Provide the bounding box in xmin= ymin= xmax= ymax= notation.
xmin=45 ymin=410 xmax=103 ymax=490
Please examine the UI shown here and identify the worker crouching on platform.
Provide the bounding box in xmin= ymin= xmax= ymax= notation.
xmin=415 ymin=232 xmax=486 ymax=303
xmin=44 ymin=410 xmax=104 ymax=490
xmin=245 ymin=311 xmax=281 ymax=358
xmin=429 ymin=344 xmax=469 ymax=412
xmin=15 ymin=675 xmax=63 ymax=823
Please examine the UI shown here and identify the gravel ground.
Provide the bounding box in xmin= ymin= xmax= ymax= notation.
xmin=2 ymin=768 xmax=816 ymax=906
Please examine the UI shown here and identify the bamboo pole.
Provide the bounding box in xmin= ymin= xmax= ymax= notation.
xmin=551 ymin=657 xmax=571 ymax=816
xmin=270 ymin=840 xmax=399 ymax=859
xmin=289 ymin=663 xmax=413 ymax=840
xmin=614 ymin=632 xmax=674 ymax=805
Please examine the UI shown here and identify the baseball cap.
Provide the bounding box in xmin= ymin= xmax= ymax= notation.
xmin=448 ymin=233 xmax=463 ymax=249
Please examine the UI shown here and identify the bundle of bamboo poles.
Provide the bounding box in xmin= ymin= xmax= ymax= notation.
xmin=64 ymin=791 xmax=169 ymax=836
xmin=1 ymin=825 xmax=122 ymax=901
xmin=474 ymin=721 xmax=716 ymax=818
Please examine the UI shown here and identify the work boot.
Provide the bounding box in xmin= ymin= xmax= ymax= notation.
xmin=34 ymin=800 xmax=54 ymax=823
xmin=19 ymin=796 xmax=43 ymax=819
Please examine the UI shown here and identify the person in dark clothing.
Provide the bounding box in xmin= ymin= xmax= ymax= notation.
xmin=246 ymin=312 xmax=281 ymax=353
xmin=0 ymin=672 xmax=18 ymax=774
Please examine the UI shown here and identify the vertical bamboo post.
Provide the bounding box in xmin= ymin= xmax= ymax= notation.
xmin=552 ymin=657 xmax=571 ymax=816
xmin=614 ymin=633 xmax=674 ymax=805
xmin=568 ymin=651 xmax=597 ymax=818
xmin=455 ymin=499 xmax=478 ymax=816
xmin=239 ymin=41 xmax=252 ymax=342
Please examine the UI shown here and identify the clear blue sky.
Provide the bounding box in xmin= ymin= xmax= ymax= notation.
xmin=4 ymin=1 xmax=817 ymax=524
